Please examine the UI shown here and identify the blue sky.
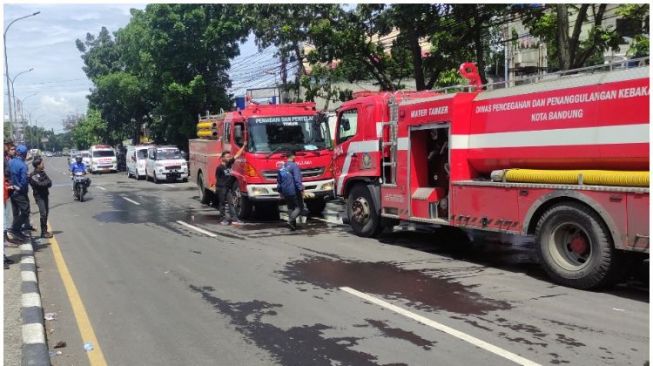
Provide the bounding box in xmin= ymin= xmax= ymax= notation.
xmin=3 ymin=3 xmax=267 ymax=134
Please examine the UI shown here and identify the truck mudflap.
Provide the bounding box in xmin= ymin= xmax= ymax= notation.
xmin=244 ymin=178 xmax=335 ymax=201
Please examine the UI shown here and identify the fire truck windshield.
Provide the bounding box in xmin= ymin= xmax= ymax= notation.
xmin=247 ymin=115 xmax=328 ymax=153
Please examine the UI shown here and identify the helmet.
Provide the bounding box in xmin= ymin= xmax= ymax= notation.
xmin=15 ymin=145 xmax=28 ymax=156
xmin=75 ymin=155 xmax=83 ymax=163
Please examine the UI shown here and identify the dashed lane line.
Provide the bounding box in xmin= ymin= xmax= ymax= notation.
xmin=176 ymin=220 xmax=218 ymax=238
xmin=340 ymin=286 xmax=541 ymax=366
xmin=97 ymin=186 xmax=106 ymax=191
xmin=121 ymin=196 xmax=141 ymax=205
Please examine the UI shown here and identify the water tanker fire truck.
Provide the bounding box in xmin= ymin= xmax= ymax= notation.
xmin=332 ymin=59 xmax=649 ymax=289
xmin=189 ymin=101 xmax=334 ymax=219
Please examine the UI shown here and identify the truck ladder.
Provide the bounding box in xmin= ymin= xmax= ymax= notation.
xmin=382 ymin=96 xmax=399 ymax=185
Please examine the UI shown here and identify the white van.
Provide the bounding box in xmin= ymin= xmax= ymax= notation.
xmin=89 ymin=145 xmax=117 ymax=173
xmin=80 ymin=150 xmax=92 ymax=167
xmin=145 ymin=146 xmax=188 ymax=183
xmin=126 ymin=145 xmax=149 ymax=179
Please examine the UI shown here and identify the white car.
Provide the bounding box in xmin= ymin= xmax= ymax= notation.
xmin=145 ymin=146 xmax=188 ymax=183
xmin=89 ymin=145 xmax=117 ymax=173
xmin=126 ymin=145 xmax=149 ymax=180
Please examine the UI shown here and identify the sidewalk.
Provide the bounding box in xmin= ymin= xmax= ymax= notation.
xmin=4 ymin=242 xmax=23 ymax=365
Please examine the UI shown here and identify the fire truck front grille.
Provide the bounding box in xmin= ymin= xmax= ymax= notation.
xmin=262 ymin=167 xmax=324 ymax=180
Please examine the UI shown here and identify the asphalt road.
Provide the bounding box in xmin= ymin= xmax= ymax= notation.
xmin=36 ymin=156 xmax=648 ymax=366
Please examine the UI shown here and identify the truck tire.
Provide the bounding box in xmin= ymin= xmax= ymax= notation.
xmin=197 ymin=173 xmax=211 ymax=204
xmin=347 ymin=184 xmax=382 ymax=237
xmin=306 ymin=199 xmax=326 ymax=216
xmin=535 ymin=202 xmax=625 ymax=290
xmin=232 ymin=181 xmax=252 ymax=220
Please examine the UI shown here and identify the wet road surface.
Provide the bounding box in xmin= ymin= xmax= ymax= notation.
xmin=36 ymin=157 xmax=648 ymax=365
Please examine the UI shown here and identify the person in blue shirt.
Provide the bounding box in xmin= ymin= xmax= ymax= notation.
xmin=70 ymin=155 xmax=87 ymax=174
xmin=69 ymin=155 xmax=90 ymax=193
xmin=277 ymin=151 xmax=305 ymax=231
xmin=8 ymin=145 xmax=31 ymax=242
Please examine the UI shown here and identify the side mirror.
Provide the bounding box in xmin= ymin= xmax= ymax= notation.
xmin=341 ymin=118 xmax=350 ymax=131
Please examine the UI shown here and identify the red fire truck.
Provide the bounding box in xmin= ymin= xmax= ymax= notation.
xmin=189 ymin=102 xmax=334 ymax=219
xmin=332 ymin=60 xmax=649 ymax=289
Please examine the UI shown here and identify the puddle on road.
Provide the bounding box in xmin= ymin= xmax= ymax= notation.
xmin=189 ymin=285 xmax=404 ymax=366
xmin=364 ymin=319 xmax=435 ymax=350
xmin=279 ymin=257 xmax=511 ymax=315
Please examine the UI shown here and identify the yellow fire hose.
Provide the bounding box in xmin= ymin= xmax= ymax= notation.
xmin=196 ymin=122 xmax=218 ymax=129
xmin=492 ymin=169 xmax=649 ymax=187
xmin=196 ymin=129 xmax=218 ymax=138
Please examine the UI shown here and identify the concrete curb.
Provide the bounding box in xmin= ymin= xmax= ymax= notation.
xmin=19 ymin=239 xmax=50 ymax=366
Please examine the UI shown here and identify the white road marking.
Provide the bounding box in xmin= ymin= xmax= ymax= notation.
xmin=22 ymin=292 xmax=42 ymax=308
xmin=22 ymin=323 xmax=46 ymax=344
xmin=21 ymin=271 xmax=37 ymax=283
xmin=121 ymin=196 xmax=141 ymax=205
xmin=97 ymin=186 xmax=106 ymax=191
xmin=340 ymin=286 xmax=541 ymax=366
xmin=176 ymin=220 xmax=217 ymax=238
xmin=20 ymin=256 xmax=35 ymax=264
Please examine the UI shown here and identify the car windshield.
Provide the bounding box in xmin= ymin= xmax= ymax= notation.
xmin=137 ymin=149 xmax=148 ymax=159
xmin=156 ymin=149 xmax=181 ymax=160
xmin=93 ymin=150 xmax=115 ymax=157
xmin=81 ymin=152 xmax=90 ymax=158
xmin=247 ymin=115 xmax=328 ymax=153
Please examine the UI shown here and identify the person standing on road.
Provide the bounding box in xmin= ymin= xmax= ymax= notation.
xmin=4 ymin=176 xmax=15 ymax=267
xmin=4 ymin=141 xmax=16 ymax=241
xmin=29 ymin=157 xmax=53 ymax=239
xmin=8 ymin=145 xmax=31 ymax=243
xmin=215 ymin=143 xmax=246 ymax=225
xmin=277 ymin=151 xmax=305 ymax=231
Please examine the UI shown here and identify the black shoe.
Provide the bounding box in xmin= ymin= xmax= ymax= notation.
xmin=8 ymin=231 xmax=28 ymax=243
xmin=23 ymin=225 xmax=36 ymax=231
xmin=41 ymin=232 xmax=53 ymax=239
xmin=4 ymin=255 xmax=14 ymax=265
xmin=287 ymin=222 xmax=297 ymax=231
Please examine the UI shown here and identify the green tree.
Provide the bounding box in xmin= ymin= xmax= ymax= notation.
xmin=77 ymin=4 xmax=249 ymax=147
xmin=71 ymin=109 xmax=108 ymax=150
xmin=246 ymin=4 xmax=342 ymax=95
xmin=520 ymin=4 xmax=623 ymax=70
xmin=616 ymin=4 xmax=649 ymax=58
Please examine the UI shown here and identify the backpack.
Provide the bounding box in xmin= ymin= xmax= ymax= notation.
xmin=276 ymin=164 xmax=296 ymax=197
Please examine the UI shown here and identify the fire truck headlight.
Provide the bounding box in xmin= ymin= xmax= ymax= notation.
xmin=250 ymin=187 xmax=268 ymax=196
xmin=321 ymin=181 xmax=334 ymax=191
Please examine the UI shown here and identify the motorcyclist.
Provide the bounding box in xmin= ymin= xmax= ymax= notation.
xmin=69 ymin=155 xmax=90 ymax=194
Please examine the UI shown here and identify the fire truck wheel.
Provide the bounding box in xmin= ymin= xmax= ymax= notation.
xmin=232 ymin=181 xmax=252 ymax=220
xmin=535 ymin=202 xmax=625 ymax=290
xmin=197 ymin=173 xmax=211 ymax=204
xmin=347 ymin=184 xmax=382 ymax=237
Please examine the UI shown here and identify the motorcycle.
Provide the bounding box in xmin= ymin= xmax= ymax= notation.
xmin=72 ymin=172 xmax=90 ymax=202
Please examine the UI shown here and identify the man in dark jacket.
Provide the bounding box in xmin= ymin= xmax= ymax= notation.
xmin=277 ymin=151 xmax=305 ymax=231
xmin=29 ymin=157 xmax=53 ymax=238
xmin=8 ymin=145 xmax=30 ymax=242
xmin=215 ymin=143 xmax=246 ymax=225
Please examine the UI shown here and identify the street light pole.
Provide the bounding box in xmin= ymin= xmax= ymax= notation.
xmin=17 ymin=91 xmax=38 ymax=121
xmin=4 ymin=10 xmax=40 ymax=140
xmin=10 ymin=67 xmax=34 ymax=120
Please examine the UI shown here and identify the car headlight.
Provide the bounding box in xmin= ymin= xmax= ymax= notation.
xmin=321 ymin=182 xmax=334 ymax=191
xmin=250 ymin=187 xmax=269 ymax=196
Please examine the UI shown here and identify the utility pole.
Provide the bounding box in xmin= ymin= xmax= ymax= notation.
xmin=4 ymin=11 xmax=40 ymax=141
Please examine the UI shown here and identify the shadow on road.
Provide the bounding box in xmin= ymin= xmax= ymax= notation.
xmin=376 ymin=227 xmax=648 ymax=302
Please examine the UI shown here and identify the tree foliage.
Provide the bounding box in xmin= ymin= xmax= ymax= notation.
xmin=77 ymin=4 xmax=249 ymax=148
xmin=70 ymin=109 xmax=108 ymax=150
xmin=520 ymin=4 xmax=623 ymax=70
